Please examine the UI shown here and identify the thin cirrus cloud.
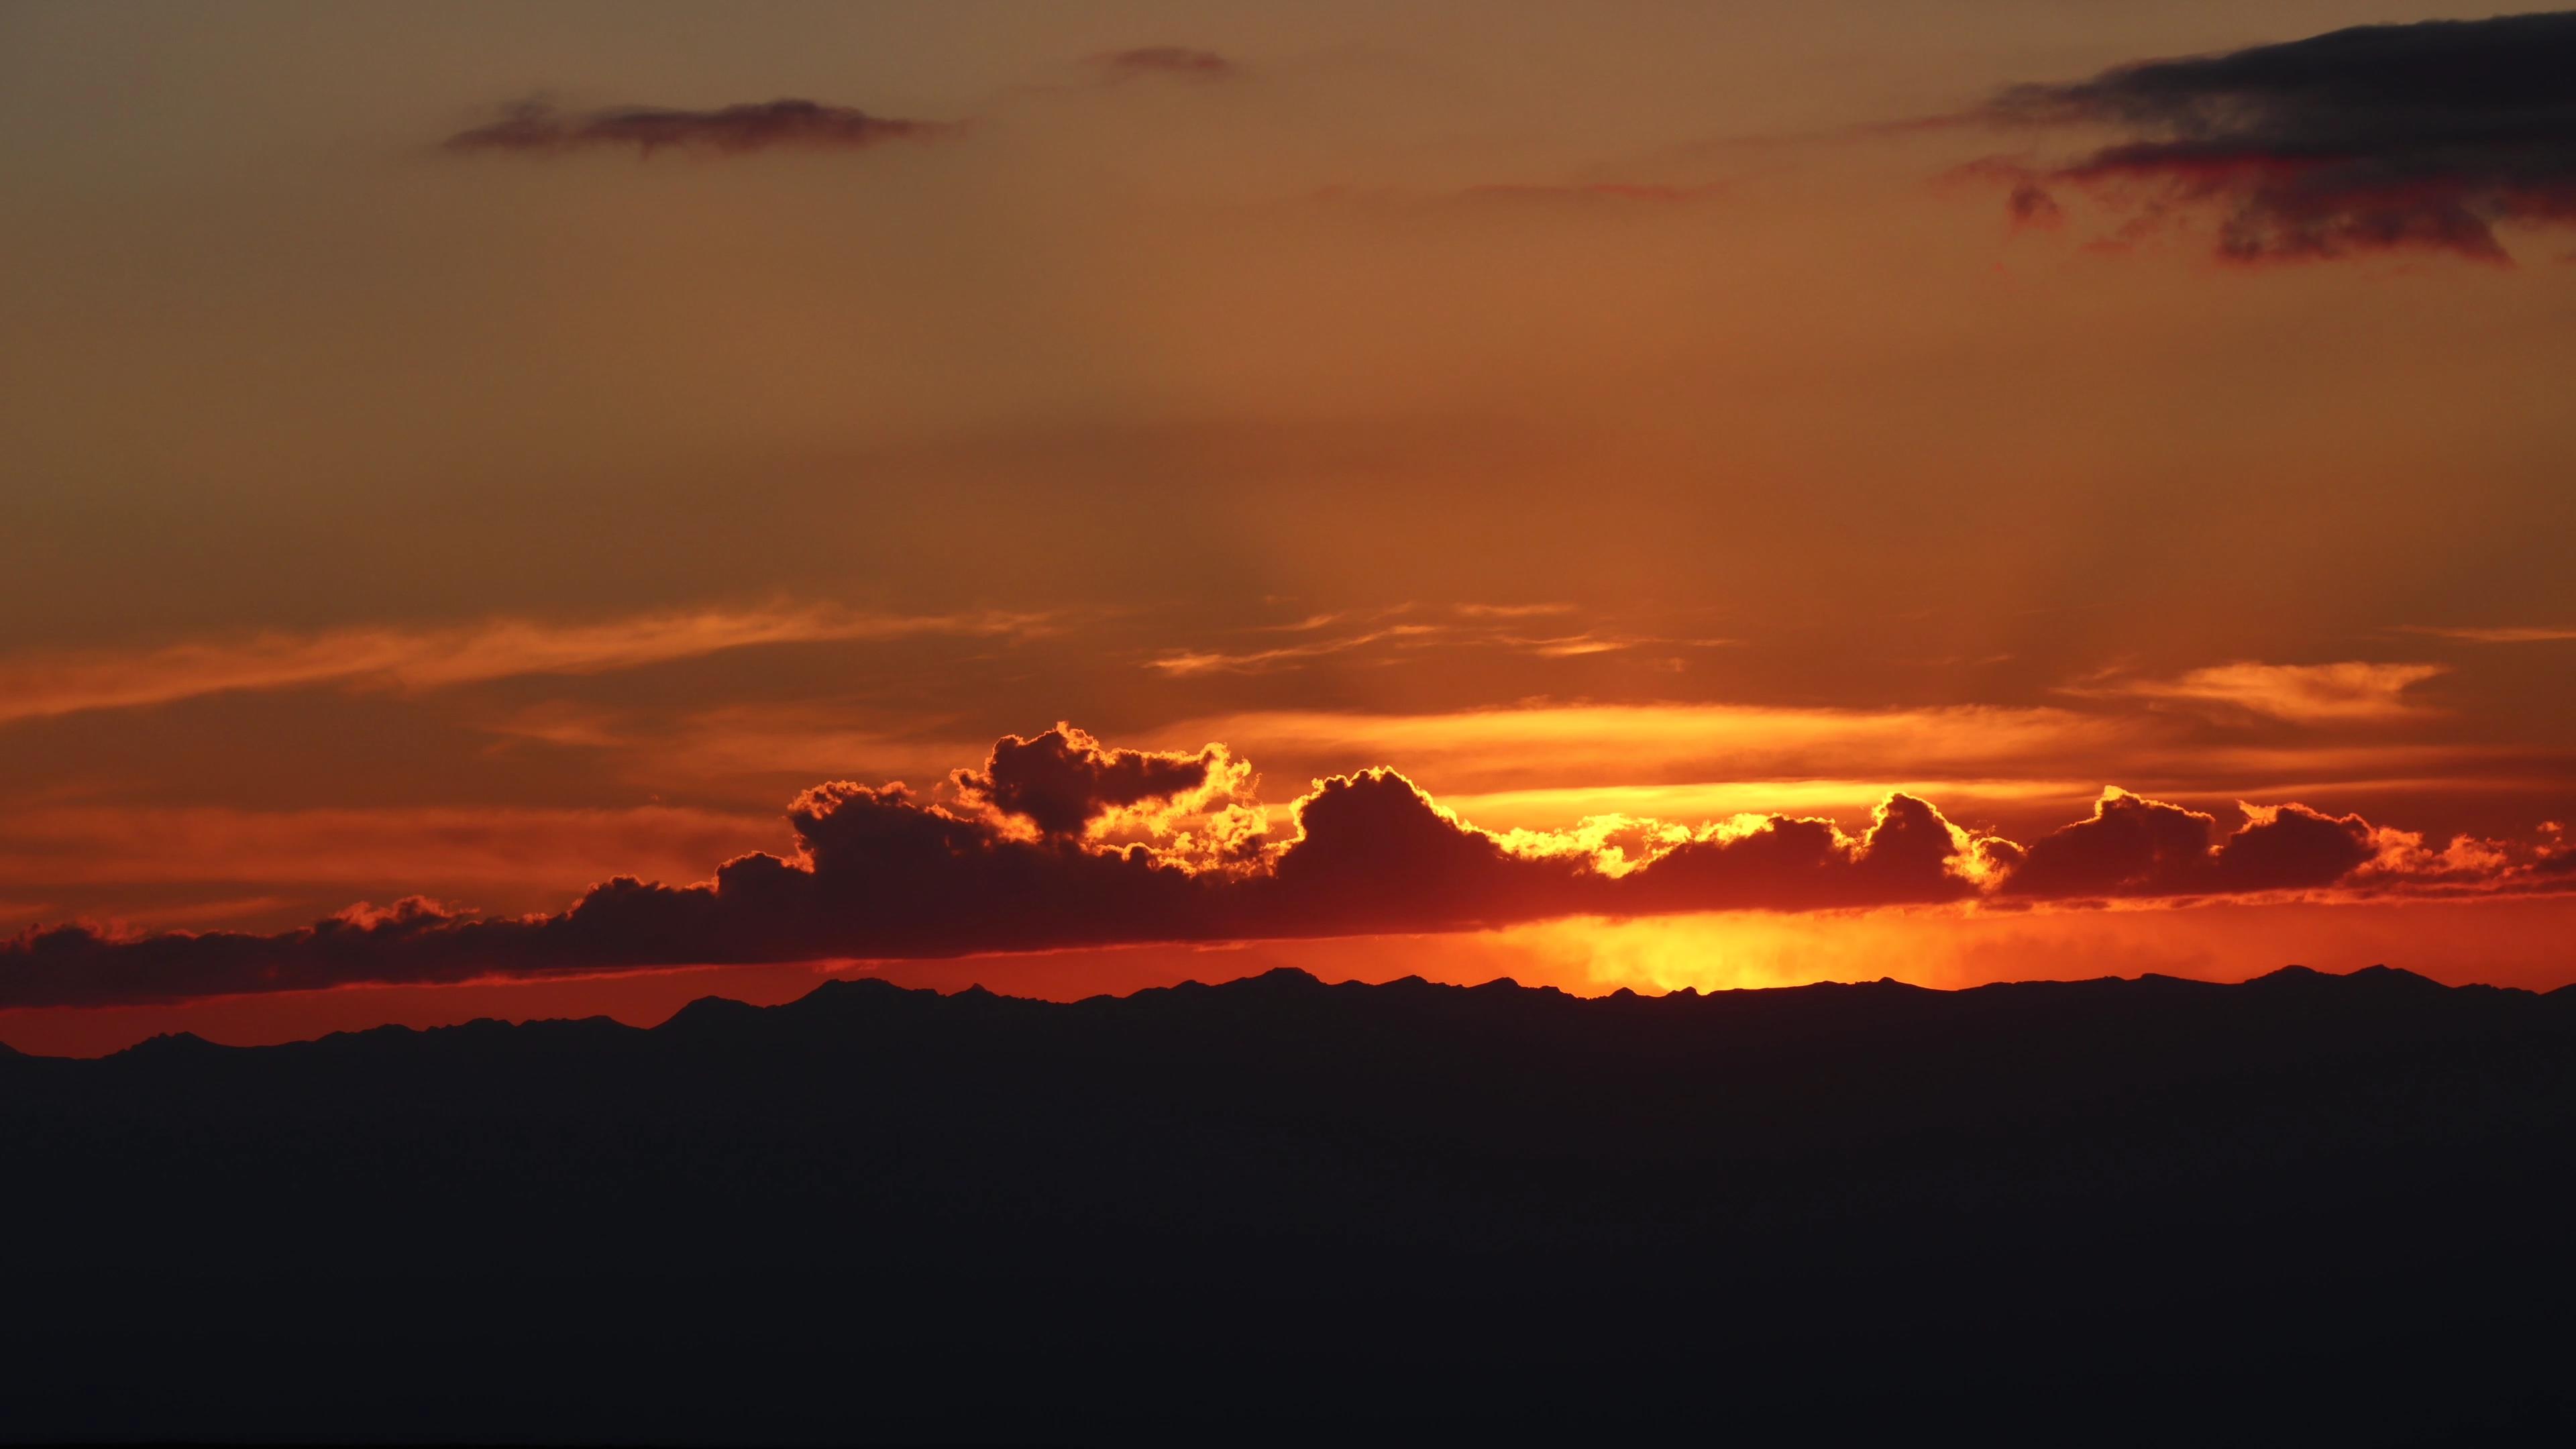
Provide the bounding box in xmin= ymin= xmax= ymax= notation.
xmin=0 ymin=804 xmax=776 ymax=894
xmin=1095 ymin=46 xmax=1238 ymax=80
xmin=0 ymin=605 xmax=1049 ymax=725
xmin=5 ymin=723 xmax=2567 ymax=1010
xmin=2061 ymin=661 xmax=2449 ymax=724
xmin=445 ymin=98 xmax=956 ymax=156
xmin=444 ymin=45 xmax=1242 ymax=158
xmin=2398 ymin=625 xmax=2576 ymax=644
xmin=1966 ymin=10 xmax=2576 ymax=262
xmin=1146 ymin=617 xmax=1733 ymax=675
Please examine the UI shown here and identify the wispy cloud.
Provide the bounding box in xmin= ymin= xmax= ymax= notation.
xmin=2397 ymin=625 xmax=2576 ymax=644
xmin=1453 ymin=602 xmax=1576 ymax=620
xmin=1148 ymin=606 xmax=1730 ymax=675
xmin=0 ymin=604 xmax=1049 ymax=724
xmin=0 ymin=804 xmax=775 ymax=893
xmin=2063 ymin=661 xmax=2447 ymax=723
xmin=1148 ymin=626 xmax=1441 ymax=676
xmin=445 ymin=98 xmax=953 ymax=158
xmin=1094 ymin=46 xmax=1238 ymax=80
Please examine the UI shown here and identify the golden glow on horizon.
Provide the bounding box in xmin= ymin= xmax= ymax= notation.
xmin=11 ymin=894 xmax=2576 ymax=1059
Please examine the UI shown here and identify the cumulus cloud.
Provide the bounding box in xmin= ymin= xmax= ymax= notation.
xmin=1972 ymin=11 xmax=2576 ymax=262
xmin=950 ymin=723 xmax=1242 ymax=841
xmin=446 ymin=99 xmax=953 ymax=157
xmin=2003 ymin=790 xmax=2376 ymax=899
xmin=3 ymin=729 xmax=2560 ymax=1008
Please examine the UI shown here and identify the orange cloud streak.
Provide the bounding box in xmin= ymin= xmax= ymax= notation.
xmin=0 ymin=604 xmax=1051 ymax=723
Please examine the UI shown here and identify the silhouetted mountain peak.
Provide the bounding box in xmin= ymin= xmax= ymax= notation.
xmin=2346 ymin=963 xmax=2445 ymax=991
xmin=783 ymin=975 xmax=933 ymax=1014
xmin=2246 ymin=963 xmax=2449 ymax=996
xmin=1228 ymin=967 xmax=1328 ymax=995
xmin=114 ymin=1031 xmax=221 ymax=1059
xmin=660 ymin=995 xmax=767 ymax=1034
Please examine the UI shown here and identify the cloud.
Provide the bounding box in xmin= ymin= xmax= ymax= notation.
xmin=1455 ymin=183 xmax=1725 ymax=205
xmin=950 ymin=724 xmax=1230 ymax=839
xmin=1144 ymin=617 xmax=1733 ymax=675
xmin=2397 ymin=625 xmax=2576 ymax=644
xmin=445 ymin=99 xmax=953 ymax=157
xmin=1610 ymin=793 xmax=1991 ymax=912
xmin=1095 ymin=47 xmax=1237 ymax=80
xmin=1453 ymin=603 xmax=1576 ymax=620
xmin=2064 ymin=661 xmax=2446 ymax=723
xmin=2002 ymin=789 xmax=2375 ymax=899
xmin=6 ymin=726 xmax=2559 ymax=1009
xmin=1148 ymin=626 xmax=1440 ymax=676
xmin=0 ymin=804 xmax=773 ymax=892
xmin=1972 ymin=11 xmax=2576 ymax=262
xmin=0 ymin=604 xmax=1046 ymax=724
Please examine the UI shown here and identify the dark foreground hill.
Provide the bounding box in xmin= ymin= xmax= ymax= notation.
xmin=7 ymin=965 xmax=2575 ymax=1443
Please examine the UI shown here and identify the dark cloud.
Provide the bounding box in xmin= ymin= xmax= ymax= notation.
xmin=2004 ymin=790 xmax=2375 ymax=899
xmin=1621 ymin=794 xmax=1981 ymax=912
xmin=1 ymin=733 xmax=2551 ymax=1009
xmin=951 ymin=724 xmax=1218 ymax=839
xmin=1097 ymin=47 xmax=1237 ymax=79
xmin=445 ymin=99 xmax=951 ymax=158
xmin=1258 ymin=769 xmax=1587 ymax=930
xmin=1978 ymin=11 xmax=2576 ymax=262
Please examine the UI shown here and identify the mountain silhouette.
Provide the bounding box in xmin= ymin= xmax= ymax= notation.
xmin=7 ymin=965 xmax=2575 ymax=1443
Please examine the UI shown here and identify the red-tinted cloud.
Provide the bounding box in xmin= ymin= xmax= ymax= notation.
xmin=446 ymin=99 xmax=951 ymax=157
xmin=3 ymin=731 xmax=2562 ymax=1008
xmin=1972 ymin=11 xmax=2576 ymax=262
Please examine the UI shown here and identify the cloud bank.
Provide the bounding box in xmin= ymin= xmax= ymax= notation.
xmin=1976 ymin=11 xmax=2576 ymax=262
xmin=7 ymin=724 xmax=2568 ymax=1009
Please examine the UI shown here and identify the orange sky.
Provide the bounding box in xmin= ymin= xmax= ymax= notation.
xmin=4 ymin=2 xmax=2573 ymax=1052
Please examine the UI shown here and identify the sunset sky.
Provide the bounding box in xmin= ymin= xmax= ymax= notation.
xmin=6 ymin=1 xmax=2575 ymax=1054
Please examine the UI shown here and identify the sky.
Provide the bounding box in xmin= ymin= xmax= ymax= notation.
xmin=5 ymin=1 xmax=2574 ymax=1053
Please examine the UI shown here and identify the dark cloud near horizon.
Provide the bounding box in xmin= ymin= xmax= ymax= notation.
xmin=445 ymin=99 xmax=951 ymax=157
xmin=1979 ymin=11 xmax=2576 ymax=262
xmin=3 ymin=730 xmax=2561 ymax=1009
xmin=2004 ymin=791 xmax=2375 ymax=898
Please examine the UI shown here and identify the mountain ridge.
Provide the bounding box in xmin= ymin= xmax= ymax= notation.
xmin=7 ymin=956 xmax=2573 ymax=1442
xmin=5 ymin=960 xmax=2551 ymax=1066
